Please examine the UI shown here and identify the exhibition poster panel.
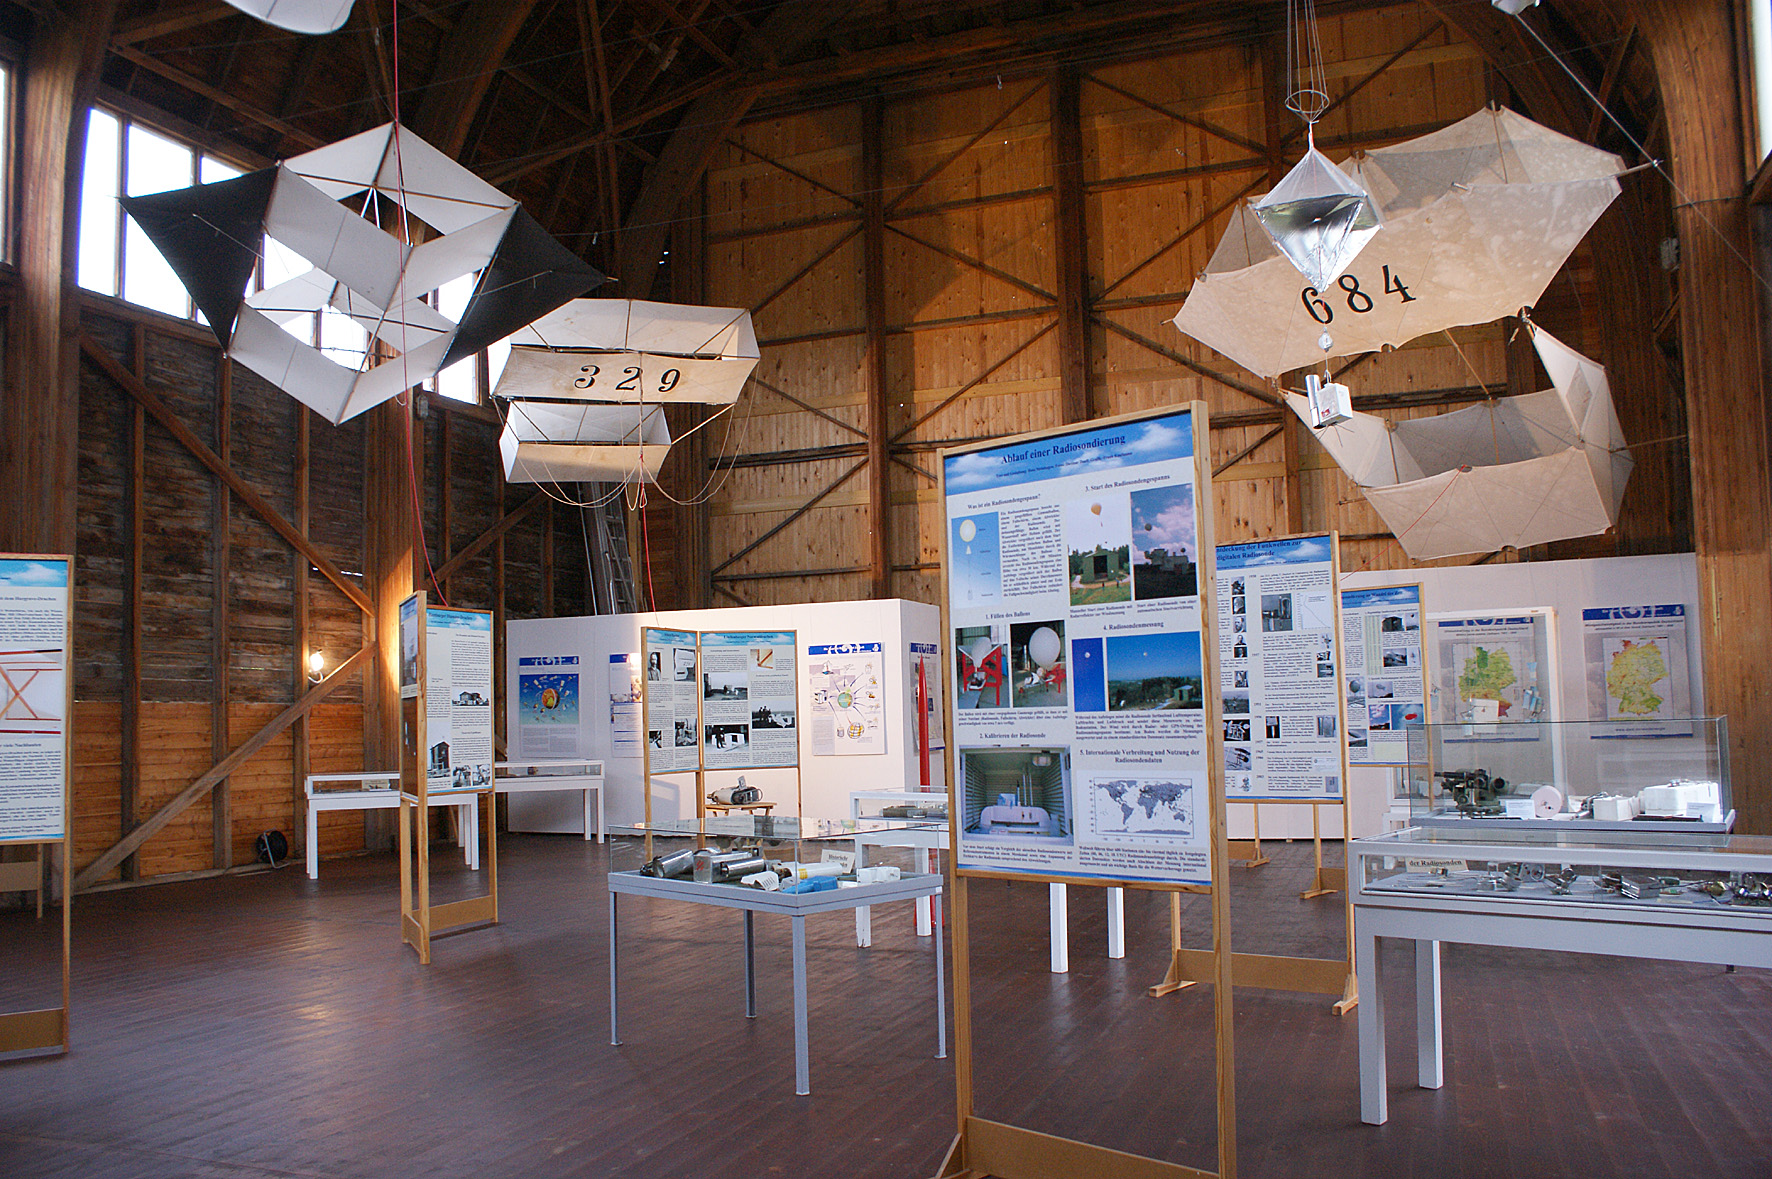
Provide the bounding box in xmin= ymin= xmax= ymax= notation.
xmin=1432 ymin=613 xmax=1553 ymax=742
xmin=643 ymin=627 xmax=700 ymax=771
xmin=0 ymin=557 xmax=70 ymax=841
xmin=1215 ymin=537 xmax=1344 ymax=800
xmin=700 ymin=630 xmax=798 ymax=769
xmin=806 ymin=642 xmax=886 ymax=756
xmin=909 ymin=639 xmax=945 ymax=756
xmin=427 ymin=609 xmax=494 ymax=790
xmin=944 ymin=409 xmax=1212 ymax=886
xmin=515 ymin=654 xmax=583 ymax=759
xmin=608 ymin=653 xmax=641 ymax=758
xmin=1341 ymin=585 xmax=1428 ymax=767
xmin=1582 ymin=604 xmax=1692 ymax=736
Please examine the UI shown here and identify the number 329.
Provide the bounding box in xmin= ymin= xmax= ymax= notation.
xmin=572 ymin=365 xmax=683 ymax=393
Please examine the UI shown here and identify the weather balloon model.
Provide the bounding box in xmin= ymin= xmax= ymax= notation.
xmin=120 ymin=122 xmax=606 ymax=425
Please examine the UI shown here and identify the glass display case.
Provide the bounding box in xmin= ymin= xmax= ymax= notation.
xmin=1402 ymin=716 xmax=1731 ymax=832
xmin=610 ymin=814 xmax=933 ymax=891
xmin=1353 ymin=826 xmax=1772 ymax=918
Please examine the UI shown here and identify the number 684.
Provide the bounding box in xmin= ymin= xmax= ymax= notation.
xmin=1300 ymin=266 xmax=1415 ymax=324
xmin=572 ymin=364 xmax=683 ymax=393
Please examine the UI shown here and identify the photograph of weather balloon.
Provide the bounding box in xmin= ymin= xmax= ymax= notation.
xmin=949 ymin=512 xmax=1001 ymax=604
xmin=1065 ymin=494 xmax=1132 ymax=606
xmin=1129 ymin=483 xmax=1198 ymax=601
xmin=1009 ymin=620 xmax=1067 ymax=709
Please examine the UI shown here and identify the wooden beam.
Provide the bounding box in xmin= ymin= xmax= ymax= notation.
xmin=292 ymin=406 xmax=311 ymax=856
xmin=1095 ymin=317 xmax=1282 ymax=407
xmin=79 ymin=335 xmax=374 ymax=615
xmin=112 ymin=0 xmax=237 ymax=46
xmin=410 ymin=0 xmax=543 ymax=156
xmin=432 ymin=491 xmax=549 ymax=583
xmin=73 ymin=646 xmax=374 ymax=892
xmin=212 ymin=359 xmax=232 ymax=870
xmin=1050 ymin=66 xmax=1091 ymax=425
xmin=863 ymin=97 xmax=892 ymax=599
xmin=123 ymin=327 xmax=146 ymax=881
xmin=108 ymin=43 xmax=324 ymax=150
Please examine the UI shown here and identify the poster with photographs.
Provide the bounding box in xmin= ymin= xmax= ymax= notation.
xmin=643 ymin=627 xmax=701 ymax=772
xmin=943 ymin=407 xmax=1214 ymax=886
xmin=426 ymin=609 xmax=494 ymax=793
xmin=1215 ymin=536 xmax=1345 ymax=801
xmin=807 ymin=642 xmax=886 ymax=756
xmin=0 ymin=556 xmax=71 ymax=842
xmin=1341 ymin=585 xmax=1428 ymax=766
xmin=1582 ymin=604 xmax=1692 ymax=736
xmin=701 ymin=631 xmax=798 ymax=769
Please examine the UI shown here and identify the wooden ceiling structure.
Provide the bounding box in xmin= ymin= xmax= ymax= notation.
xmin=0 ymin=0 xmax=1767 ymax=890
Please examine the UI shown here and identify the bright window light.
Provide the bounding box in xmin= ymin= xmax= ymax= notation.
xmin=78 ymin=110 xmax=121 ymax=296
xmin=123 ymin=124 xmax=195 ymax=316
xmin=1755 ymin=0 xmax=1772 ymax=162
xmin=319 ymin=307 xmax=370 ymax=371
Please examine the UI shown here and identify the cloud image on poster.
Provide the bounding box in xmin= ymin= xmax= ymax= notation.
xmin=1129 ymin=483 xmax=1198 ymax=601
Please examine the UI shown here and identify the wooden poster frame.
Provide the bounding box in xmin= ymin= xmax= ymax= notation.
xmin=1151 ymin=532 xmax=1358 ymax=1014
xmin=0 ymin=552 xmax=73 ymax=1057
xmin=398 ymin=592 xmax=498 ymax=964
xmin=936 ymin=404 xmax=1237 ymax=1179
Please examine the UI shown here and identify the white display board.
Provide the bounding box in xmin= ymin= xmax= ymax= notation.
xmin=515 ymin=654 xmax=583 ymax=758
xmin=0 ymin=556 xmax=71 ymax=841
xmin=642 ymin=627 xmax=700 ymax=772
xmin=943 ymin=407 xmax=1216 ymax=886
xmin=1582 ymin=604 xmax=1692 ymax=735
xmin=700 ymin=630 xmax=797 ymax=769
xmin=1341 ymin=584 xmax=1428 ymax=767
xmin=1215 ymin=535 xmax=1345 ymax=802
xmin=806 ymin=641 xmax=884 ymax=755
xmin=426 ymin=608 xmax=494 ymax=791
xmin=506 ymin=599 xmax=941 ymax=828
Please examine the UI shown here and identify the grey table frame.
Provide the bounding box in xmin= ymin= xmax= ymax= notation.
xmin=607 ymin=869 xmax=947 ymax=1096
xmin=1351 ymin=834 xmax=1772 ymax=1126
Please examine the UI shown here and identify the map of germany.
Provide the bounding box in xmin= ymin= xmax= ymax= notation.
xmin=1458 ymin=645 xmax=1516 ymax=713
xmin=1606 ymin=638 xmax=1668 ymax=716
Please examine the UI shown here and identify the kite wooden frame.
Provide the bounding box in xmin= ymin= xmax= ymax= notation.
xmin=398 ymin=593 xmax=498 ymax=965
xmin=0 ymin=552 xmax=72 ymax=1058
xmin=1149 ymin=532 xmax=1357 ymax=1015
xmin=936 ymin=404 xmax=1238 ymax=1179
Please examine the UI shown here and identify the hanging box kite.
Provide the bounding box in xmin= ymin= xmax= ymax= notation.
xmin=493 ymin=299 xmax=759 ymax=405
xmin=499 ymin=401 xmax=674 ymax=484
xmin=1287 ymin=327 xmax=1632 ymax=560
xmin=223 ymin=0 xmax=355 ymax=33
xmin=1173 ymin=107 xmax=1626 ymax=378
xmin=121 ymin=123 xmax=605 ymax=425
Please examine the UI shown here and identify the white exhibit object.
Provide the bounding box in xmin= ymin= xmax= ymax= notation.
xmin=1173 ymin=107 xmax=1625 ymax=378
xmin=1590 ymin=793 xmax=1640 ymax=822
xmin=1027 ymin=626 xmax=1061 ymax=670
xmin=1530 ymin=784 xmax=1564 ymax=819
xmin=1251 ymin=142 xmax=1383 ymax=291
xmin=500 ymin=401 xmax=672 ymax=484
xmin=1287 ymin=326 xmax=1632 ymax=560
xmin=495 ymin=299 xmax=760 ymax=405
xmin=223 ymin=0 xmax=354 ymax=33
xmin=1492 ymin=0 xmax=1540 ymax=13
xmin=120 ymin=123 xmax=604 ymax=424
xmin=1500 ymin=797 xmax=1536 ymax=819
xmin=1305 ymin=373 xmax=1353 ymax=428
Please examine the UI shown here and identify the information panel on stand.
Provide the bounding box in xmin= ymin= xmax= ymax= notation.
xmin=426 ymin=608 xmax=495 ymax=792
xmin=943 ymin=407 xmax=1216 ymax=886
xmin=1215 ymin=536 xmax=1344 ymax=801
xmin=642 ymin=627 xmax=700 ymax=771
xmin=699 ymin=630 xmax=798 ymax=769
xmin=0 ymin=556 xmax=70 ymax=842
xmin=1341 ymin=585 xmax=1428 ymax=767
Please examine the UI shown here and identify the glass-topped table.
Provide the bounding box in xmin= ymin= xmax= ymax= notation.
xmin=1350 ymin=826 xmax=1772 ymax=1125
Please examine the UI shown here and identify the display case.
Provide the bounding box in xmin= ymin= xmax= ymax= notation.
xmin=612 ymin=814 xmax=929 ymax=891
xmin=1403 ymin=716 xmax=1732 ymax=832
xmin=1352 ymin=825 xmax=1772 ymax=919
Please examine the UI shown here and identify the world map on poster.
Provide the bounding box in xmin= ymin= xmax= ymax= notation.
xmin=1090 ymin=777 xmax=1194 ymax=839
xmin=1605 ymin=638 xmax=1669 ymax=717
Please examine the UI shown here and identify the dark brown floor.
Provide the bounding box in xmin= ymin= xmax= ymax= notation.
xmin=1 ymin=835 xmax=1769 ymax=1178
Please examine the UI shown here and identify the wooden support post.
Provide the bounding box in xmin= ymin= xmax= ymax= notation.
xmin=122 ymin=328 xmax=146 ymax=882
xmin=363 ymin=396 xmax=420 ymax=849
xmin=212 ymin=361 xmax=232 ymax=869
xmin=292 ymin=404 xmax=311 ymax=857
xmin=1050 ymin=66 xmax=1092 ymax=425
xmin=862 ymin=96 xmax=892 ymax=599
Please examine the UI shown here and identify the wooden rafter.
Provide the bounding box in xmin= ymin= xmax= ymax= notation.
xmin=1087 ymin=74 xmax=1267 ymax=156
xmin=892 ymin=319 xmax=1059 ymax=443
xmin=1278 ymin=20 xmax=1446 ymax=148
xmin=884 ymin=79 xmax=1046 ymax=215
xmin=1093 ymin=316 xmax=1280 ymax=407
xmin=1097 ymin=172 xmax=1265 ymax=299
xmin=109 ymin=44 xmax=325 ymax=149
xmin=710 ymin=459 xmax=868 ymax=576
xmin=432 ymin=491 xmax=550 ymax=582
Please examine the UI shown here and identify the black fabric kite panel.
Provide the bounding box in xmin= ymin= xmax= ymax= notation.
xmin=442 ymin=207 xmax=607 ymax=370
xmin=119 ymin=167 xmax=279 ymax=347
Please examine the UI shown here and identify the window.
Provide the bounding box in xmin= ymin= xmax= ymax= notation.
xmin=1755 ymin=0 xmax=1772 ymax=162
xmin=76 ymin=108 xmax=507 ymax=408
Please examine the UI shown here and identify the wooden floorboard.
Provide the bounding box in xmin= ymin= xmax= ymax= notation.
xmin=0 ymin=837 xmax=1768 ymax=1177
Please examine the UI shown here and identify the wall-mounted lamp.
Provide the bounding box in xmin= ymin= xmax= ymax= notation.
xmin=308 ymin=651 xmax=325 ymax=683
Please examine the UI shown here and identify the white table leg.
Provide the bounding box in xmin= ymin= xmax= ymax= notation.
xmin=1107 ymin=887 xmax=1125 ymax=959
xmin=916 ymin=848 xmax=936 ymax=936
xmin=1416 ymin=939 xmax=1443 ymax=1090
xmin=306 ymin=805 xmax=319 ymax=880
xmin=1049 ymin=882 xmax=1069 ymax=974
xmin=1356 ymin=913 xmax=1387 ymax=1125
xmin=608 ymin=890 xmax=621 ymax=1046
xmin=583 ymin=787 xmax=594 ymax=841
xmin=854 ymin=841 xmax=871 ymax=947
xmin=792 ymin=914 xmax=811 ymax=1096
xmin=933 ymin=891 xmax=947 ymax=1060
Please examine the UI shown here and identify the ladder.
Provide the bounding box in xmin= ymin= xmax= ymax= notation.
xmin=586 ymin=484 xmax=639 ymax=614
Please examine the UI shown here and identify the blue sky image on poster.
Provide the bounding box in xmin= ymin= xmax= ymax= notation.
xmin=943 ymin=412 xmax=1194 ymax=494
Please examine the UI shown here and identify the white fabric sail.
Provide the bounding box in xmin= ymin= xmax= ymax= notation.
xmin=1289 ymin=327 xmax=1632 ymax=559
xmin=500 ymin=402 xmax=673 ymax=484
xmin=1174 ymin=107 xmax=1625 ymax=378
xmin=224 ymin=0 xmax=355 ymax=34
xmin=495 ymin=299 xmax=760 ymax=405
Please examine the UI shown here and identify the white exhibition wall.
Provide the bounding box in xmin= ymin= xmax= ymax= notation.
xmin=504 ymin=598 xmax=944 ymax=831
xmin=1242 ymin=551 xmax=1702 ymax=840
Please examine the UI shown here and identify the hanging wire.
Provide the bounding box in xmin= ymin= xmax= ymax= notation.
xmin=1284 ymin=0 xmax=1331 ymax=128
